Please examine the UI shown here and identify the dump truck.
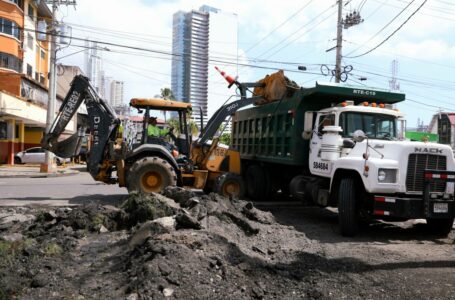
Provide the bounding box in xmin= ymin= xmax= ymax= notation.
xmin=230 ymin=78 xmax=455 ymax=236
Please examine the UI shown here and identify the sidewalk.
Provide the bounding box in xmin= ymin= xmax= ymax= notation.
xmin=0 ymin=164 xmax=80 ymax=178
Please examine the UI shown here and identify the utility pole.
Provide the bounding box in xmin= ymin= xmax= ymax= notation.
xmin=335 ymin=0 xmax=343 ymax=83
xmin=331 ymin=0 xmax=363 ymax=83
xmin=40 ymin=0 xmax=77 ymax=173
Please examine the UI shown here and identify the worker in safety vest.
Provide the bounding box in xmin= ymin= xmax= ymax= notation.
xmin=147 ymin=117 xmax=169 ymax=138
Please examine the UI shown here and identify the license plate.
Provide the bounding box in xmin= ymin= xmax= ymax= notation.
xmin=433 ymin=203 xmax=449 ymax=213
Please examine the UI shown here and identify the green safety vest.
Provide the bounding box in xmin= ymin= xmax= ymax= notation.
xmin=147 ymin=124 xmax=168 ymax=137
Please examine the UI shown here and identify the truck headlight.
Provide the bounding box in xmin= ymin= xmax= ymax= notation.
xmin=378 ymin=169 xmax=397 ymax=183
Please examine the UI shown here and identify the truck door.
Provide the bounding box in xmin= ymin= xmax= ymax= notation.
xmin=309 ymin=113 xmax=335 ymax=177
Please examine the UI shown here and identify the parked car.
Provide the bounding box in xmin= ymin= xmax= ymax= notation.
xmin=14 ymin=147 xmax=70 ymax=166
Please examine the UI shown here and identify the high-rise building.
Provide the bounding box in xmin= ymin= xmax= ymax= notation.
xmin=110 ymin=80 xmax=124 ymax=107
xmin=103 ymin=76 xmax=113 ymax=104
xmin=171 ymin=5 xmax=238 ymax=125
xmin=84 ymin=40 xmax=104 ymax=96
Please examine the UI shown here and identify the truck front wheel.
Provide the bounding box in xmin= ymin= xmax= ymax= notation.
xmin=338 ymin=177 xmax=360 ymax=237
xmin=127 ymin=156 xmax=177 ymax=194
xmin=426 ymin=218 xmax=454 ymax=236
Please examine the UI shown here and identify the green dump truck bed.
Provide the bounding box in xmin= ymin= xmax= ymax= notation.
xmin=231 ymin=82 xmax=405 ymax=166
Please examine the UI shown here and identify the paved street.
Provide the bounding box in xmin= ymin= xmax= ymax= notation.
xmin=0 ymin=166 xmax=128 ymax=207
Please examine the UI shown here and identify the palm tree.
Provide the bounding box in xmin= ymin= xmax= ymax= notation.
xmin=160 ymin=87 xmax=175 ymax=100
xmin=168 ymin=116 xmax=199 ymax=137
xmin=159 ymin=87 xmax=174 ymax=122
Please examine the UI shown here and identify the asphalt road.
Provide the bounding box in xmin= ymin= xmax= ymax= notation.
xmin=0 ymin=167 xmax=129 ymax=207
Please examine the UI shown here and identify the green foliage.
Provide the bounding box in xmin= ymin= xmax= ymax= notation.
xmin=219 ymin=133 xmax=231 ymax=145
xmin=121 ymin=193 xmax=175 ymax=228
xmin=160 ymin=87 xmax=175 ymax=100
xmin=167 ymin=117 xmax=199 ymax=137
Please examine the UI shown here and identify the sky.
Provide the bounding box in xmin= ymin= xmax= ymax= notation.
xmin=55 ymin=0 xmax=455 ymax=127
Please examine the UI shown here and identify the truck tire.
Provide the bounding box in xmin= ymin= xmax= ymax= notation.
xmin=127 ymin=156 xmax=177 ymax=194
xmin=338 ymin=177 xmax=359 ymax=237
xmin=246 ymin=165 xmax=269 ymax=201
xmin=426 ymin=218 xmax=454 ymax=236
xmin=214 ymin=173 xmax=245 ymax=198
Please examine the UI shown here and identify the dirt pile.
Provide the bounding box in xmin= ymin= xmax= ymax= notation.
xmin=1 ymin=189 xmax=304 ymax=299
xmin=2 ymin=188 xmax=450 ymax=299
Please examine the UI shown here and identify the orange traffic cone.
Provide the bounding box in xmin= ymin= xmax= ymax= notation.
xmin=215 ymin=66 xmax=237 ymax=87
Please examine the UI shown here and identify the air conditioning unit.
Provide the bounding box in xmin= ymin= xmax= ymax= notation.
xmin=21 ymin=87 xmax=34 ymax=101
xmin=20 ymin=41 xmax=27 ymax=52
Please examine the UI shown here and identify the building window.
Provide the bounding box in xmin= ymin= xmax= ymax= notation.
xmin=28 ymin=4 xmax=34 ymax=20
xmin=0 ymin=122 xmax=6 ymax=140
xmin=27 ymin=33 xmax=33 ymax=49
xmin=0 ymin=51 xmax=22 ymax=72
xmin=26 ymin=64 xmax=32 ymax=77
xmin=40 ymin=49 xmax=45 ymax=59
xmin=34 ymin=71 xmax=39 ymax=81
xmin=15 ymin=124 xmax=19 ymax=139
xmin=39 ymin=74 xmax=45 ymax=84
xmin=0 ymin=18 xmax=21 ymax=40
xmin=7 ymin=0 xmax=23 ymax=8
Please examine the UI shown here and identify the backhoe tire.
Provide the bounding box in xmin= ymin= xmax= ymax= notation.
xmin=246 ymin=165 xmax=270 ymax=201
xmin=338 ymin=177 xmax=360 ymax=237
xmin=127 ymin=156 xmax=177 ymax=194
xmin=214 ymin=173 xmax=245 ymax=199
xmin=426 ymin=218 xmax=454 ymax=236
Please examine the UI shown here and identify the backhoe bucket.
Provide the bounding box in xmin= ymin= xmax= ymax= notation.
xmin=42 ymin=126 xmax=86 ymax=158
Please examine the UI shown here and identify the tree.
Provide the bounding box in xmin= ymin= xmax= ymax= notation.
xmin=159 ymin=87 xmax=175 ymax=122
xmin=168 ymin=117 xmax=199 ymax=137
xmin=160 ymin=87 xmax=175 ymax=100
xmin=219 ymin=133 xmax=231 ymax=145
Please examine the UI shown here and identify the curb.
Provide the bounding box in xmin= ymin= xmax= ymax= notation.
xmin=0 ymin=170 xmax=79 ymax=179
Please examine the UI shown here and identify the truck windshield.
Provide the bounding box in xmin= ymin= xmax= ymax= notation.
xmin=339 ymin=112 xmax=397 ymax=140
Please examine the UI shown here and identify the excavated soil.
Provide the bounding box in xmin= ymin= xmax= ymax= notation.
xmin=0 ymin=188 xmax=454 ymax=299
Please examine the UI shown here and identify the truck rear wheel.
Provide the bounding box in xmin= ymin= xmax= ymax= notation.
xmin=338 ymin=177 xmax=359 ymax=237
xmin=426 ymin=218 xmax=454 ymax=236
xmin=246 ymin=165 xmax=269 ymax=201
xmin=127 ymin=156 xmax=177 ymax=194
xmin=214 ymin=173 xmax=245 ymax=198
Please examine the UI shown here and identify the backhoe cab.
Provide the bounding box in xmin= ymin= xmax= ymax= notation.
xmin=128 ymin=95 xmax=245 ymax=197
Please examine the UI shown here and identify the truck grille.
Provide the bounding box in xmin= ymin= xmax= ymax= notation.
xmin=406 ymin=154 xmax=446 ymax=192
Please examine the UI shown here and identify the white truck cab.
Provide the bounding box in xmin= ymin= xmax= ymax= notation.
xmin=305 ymin=100 xmax=455 ymax=236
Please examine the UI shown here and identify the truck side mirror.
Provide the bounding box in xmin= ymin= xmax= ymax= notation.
xmin=302 ymin=111 xmax=314 ymax=140
xmin=352 ymin=130 xmax=367 ymax=143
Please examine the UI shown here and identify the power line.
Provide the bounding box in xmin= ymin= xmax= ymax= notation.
xmin=368 ymin=0 xmax=455 ymax=23
xmin=345 ymin=0 xmax=427 ymax=58
xmin=244 ymin=0 xmax=315 ymax=53
xmin=255 ymin=4 xmax=337 ymax=58
xmin=345 ymin=0 xmax=416 ymax=57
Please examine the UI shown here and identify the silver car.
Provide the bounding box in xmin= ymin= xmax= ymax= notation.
xmin=14 ymin=147 xmax=70 ymax=166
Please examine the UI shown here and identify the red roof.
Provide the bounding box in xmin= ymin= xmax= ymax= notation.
xmin=448 ymin=114 xmax=455 ymax=125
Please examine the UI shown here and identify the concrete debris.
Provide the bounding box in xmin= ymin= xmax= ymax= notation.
xmin=162 ymin=287 xmax=174 ymax=297
xmin=0 ymin=233 xmax=23 ymax=242
xmin=128 ymin=220 xmax=172 ymax=249
xmin=175 ymin=211 xmax=201 ymax=230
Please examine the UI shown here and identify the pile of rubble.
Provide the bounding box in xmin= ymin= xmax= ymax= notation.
xmin=0 ymin=187 xmax=383 ymax=299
